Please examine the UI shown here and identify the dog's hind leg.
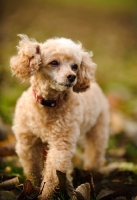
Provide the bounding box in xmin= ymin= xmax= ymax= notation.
xmin=83 ymin=112 xmax=109 ymax=171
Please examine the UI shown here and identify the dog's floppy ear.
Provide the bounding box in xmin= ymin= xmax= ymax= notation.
xmin=73 ymin=51 xmax=96 ymax=93
xmin=10 ymin=34 xmax=41 ymax=79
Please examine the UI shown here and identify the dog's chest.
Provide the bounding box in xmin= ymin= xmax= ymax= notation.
xmin=28 ymin=105 xmax=69 ymax=142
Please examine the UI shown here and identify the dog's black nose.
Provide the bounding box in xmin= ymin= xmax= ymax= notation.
xmin=67 ymin=74 xmax=76 ymax=83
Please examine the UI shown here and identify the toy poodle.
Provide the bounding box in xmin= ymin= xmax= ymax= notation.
xmin=10 ymin=34 xmax=109 ymax=199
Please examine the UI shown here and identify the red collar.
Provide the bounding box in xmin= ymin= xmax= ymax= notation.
xmin=33 ymin=89 xmax=63 ymax=107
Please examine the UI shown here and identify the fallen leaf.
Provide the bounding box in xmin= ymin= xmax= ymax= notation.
xmin=72 ymin=168 xmax=96 ymax=199
xmin=97 ymin=188 xmax=114 ymax=199
xmin=0 ymin=176 xmax=19 ymax=190
xmin=72 ymin=192 xmax=84 ymax=200
xmin=56 ymin=170 xmax=92 ymax=200
xmin=18 ymin=179 xmax=40 ymax=200
xmin=56 ymin=170 xmax=74 ymax=198
xmin=74 ymin=183 xmax=91 ymax=200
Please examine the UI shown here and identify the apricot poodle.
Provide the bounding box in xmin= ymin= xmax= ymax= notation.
xmin=10 ymin=35 xmax=109 ymax=199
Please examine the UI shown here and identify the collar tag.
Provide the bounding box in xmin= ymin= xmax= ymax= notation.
xmin=41 ymin=99 xmax=57 ymax=107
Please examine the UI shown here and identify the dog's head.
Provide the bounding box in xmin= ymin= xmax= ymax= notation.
xmin=10 ymin=35 xmax=96 ymax=92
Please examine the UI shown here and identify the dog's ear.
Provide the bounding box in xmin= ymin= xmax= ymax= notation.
xmin=10 ymin=34 xmax=41 ymax=79
xmin=73 ymin=51 xmax=96 ymax=93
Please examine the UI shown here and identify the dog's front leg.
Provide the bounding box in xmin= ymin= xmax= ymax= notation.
xmin=15 ymin=133 xmax=43 ymax=186
xmin=38 ymin=139 xmax=76 ymax=200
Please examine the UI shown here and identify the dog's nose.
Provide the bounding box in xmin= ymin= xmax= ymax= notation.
xmin=67 ymin=74 xmax=76 ymax=83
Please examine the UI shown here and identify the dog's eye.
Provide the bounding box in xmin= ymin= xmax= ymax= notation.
xmin=49 ymin=60 xmax=59 ymax=66
xmin=71 ymin=64 xmax=78 ymax=71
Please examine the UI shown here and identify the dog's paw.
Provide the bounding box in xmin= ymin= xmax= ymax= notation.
xmin=38 ymin=180 xmax=57 ymax=200
xmin=38 ymin=194 xmax=51 ymax=200
xmin=38 ymin=190 xmax=54 ymax=200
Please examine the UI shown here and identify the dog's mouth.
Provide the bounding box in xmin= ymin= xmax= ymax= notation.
xmin=64 ymin=83 xmax=73 ymax=88
xmin=51 ymin=80 xmax=75 ymax=91
xmin=57 ymin=81 xmax=74 ymax=88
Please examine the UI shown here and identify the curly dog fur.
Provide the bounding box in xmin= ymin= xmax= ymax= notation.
xmin=10 ymin=35 xmax=109 ymax=199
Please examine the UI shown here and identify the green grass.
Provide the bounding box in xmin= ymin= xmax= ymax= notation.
xmin=0 ymin=158 xmax=25 ymax=183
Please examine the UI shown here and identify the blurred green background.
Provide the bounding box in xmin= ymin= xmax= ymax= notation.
xmin=0 ymin=0 xmax=137 ymax=124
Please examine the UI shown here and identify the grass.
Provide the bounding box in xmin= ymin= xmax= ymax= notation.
xmin=0 ymin=157 xmax=25 ymax=183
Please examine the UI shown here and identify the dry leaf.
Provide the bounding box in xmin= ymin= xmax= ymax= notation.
xmin=0 ymin=176 xmax=19 ymax=190
xmin=18 ymin=179 xmax=39 ymax=200
xmin=72 ymin=168 xmax=96 ymax=199
xmin=97 ymin=188 xmax=114 ymax=199
xmin=57 ymin=170 xmax=91 ymax=200
xmin=75 ymin=183 xmax=91 ymax=200
xmin=56 ymin=170 xmax=74 ymax=198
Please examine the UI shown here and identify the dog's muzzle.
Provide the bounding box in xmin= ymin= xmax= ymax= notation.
xmin=67 ymin=74 xmax=76 ymax=83
xmin=64 ymin=74 xmax=76 ymax=88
